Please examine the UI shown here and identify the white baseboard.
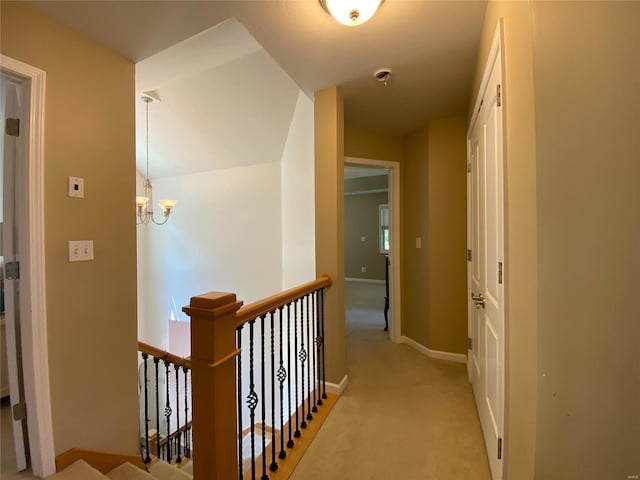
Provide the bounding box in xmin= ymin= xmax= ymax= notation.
xmin=344 ymin=277 xmax=385 ymax=285
xmin=325 ymin=374 xmax=349 ymax=395
xmin=400 ymin=336 xmax=467 ymax=364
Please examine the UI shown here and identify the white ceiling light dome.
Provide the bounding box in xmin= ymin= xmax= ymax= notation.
xmin=320 ymin=0 xmax=384 ymax=26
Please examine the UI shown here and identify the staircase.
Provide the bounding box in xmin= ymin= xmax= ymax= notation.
xmin=50 ymin=276 xmax=336 ymax=480
xmin=49 ymin=459 xmax=193 ymax=480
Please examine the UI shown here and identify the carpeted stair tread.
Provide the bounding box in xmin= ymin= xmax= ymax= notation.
xmin=178 ymin=461 xmax=192 ymax=475
xmin=149 ymin=460 xmax=193 ymax=480
xmin=45 ymin=459 xmax=193 ymax=480
xmin=45 ymin=460 xmax=107 ymax=480
xmin=107 ymin=462 xmax=156 ymax=480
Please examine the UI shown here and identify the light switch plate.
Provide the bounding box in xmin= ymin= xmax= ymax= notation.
xmin=68 ymin=176 xmax=84 ymax=198
xmin=69 ymin=240 xmax=94 ymax=262
xmin=416 ymin=237 xmax=422 ymax=249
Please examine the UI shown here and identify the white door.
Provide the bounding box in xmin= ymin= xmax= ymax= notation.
xmin=467 ymin=39 xmax=504 ymax=480
xmin=1 ymin=72 xmax=29 ymax=472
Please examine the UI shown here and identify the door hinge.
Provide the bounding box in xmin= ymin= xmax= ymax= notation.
xmin=466 ymin=163 xmax=471 ymax=173
xmin=467 ymin=337 xmax=473 ymax=350
xmin=13 ymin=402 xmax=27 ymax=421
xmin=6 ymin=118 xmax=20 ymax=137
xmin=467 ymin=249 xmax=472 ymax=262
xmin=498 ymin=437 xmax=503 ymax=460
xmin=498 ymin=262 xmax=503 ymax=284
xmin=5 ymin=261 xmax=20 ymax=280
xmin=497 ymin=84 xmax=502 ymax=107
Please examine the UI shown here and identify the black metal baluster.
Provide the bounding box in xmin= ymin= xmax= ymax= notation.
xmin=305 ymin=294 xmax=313 ymax=421
xmin=312 ymin=291 xmax=318 ymax=413
xmin=315 ymin=290 xmax=323 ymax=407
xmin=293 ymin=299 xmax=301 ymax=438
xmin=277 ymin=306 xmax=287 ymax=459
xmin=247 ymin=319 xmax=258 ymax=480
xmin=269 ymin=311 xmax=278 ymax=472
xmin=320 ymin=287 xmax=327 ymax=398
xmin=260 ymin=314 xmax=268 ymax=480
xmin=174 ymin=364 xmax=182 ymax=463
xmin=164 ymin=360 xmax=172 ymax=462
xmin=183 ymin=366 xmax=190 ymax=458
xmin=300 ymin=296 xmax=308 ymax=429
xmin=154 ymin=357 xmax=161 ymax=459
xmin=237 ymin=325 xmax=244 ymax=480
xmin=286 ymin=303 xmax=294 ymax=448
xmin=141 ymin=353 xmax=151 ymax=463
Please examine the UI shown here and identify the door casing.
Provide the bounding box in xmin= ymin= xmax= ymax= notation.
xmin=1 ymin=54 xmax=55 ymax=478
xmin=344 ymin=156 xmax=402 ymax=343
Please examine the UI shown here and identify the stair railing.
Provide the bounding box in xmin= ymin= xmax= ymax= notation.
xmin=182 ymin=274 xmax=332 ymax=480
xmin=137 ymin=342 xmax=192 ymax=465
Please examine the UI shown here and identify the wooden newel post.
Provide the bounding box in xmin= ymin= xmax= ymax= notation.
xmin=183 ymin=292 xmax=243 ymax=480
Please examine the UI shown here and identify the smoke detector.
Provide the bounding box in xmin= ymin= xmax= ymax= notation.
xmin=373 ymin=68 xmax=392 ymax=86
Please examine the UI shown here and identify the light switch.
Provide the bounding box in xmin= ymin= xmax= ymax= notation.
xmin=69 ymin=240 xmax=94 ymax=262
xmin=415 ymin=237 xmax=422 ymax=249
xmin=68 ymin=176 xmax=85 ymax=198
xmin=360 ymin=236 xmax=366 ymax=242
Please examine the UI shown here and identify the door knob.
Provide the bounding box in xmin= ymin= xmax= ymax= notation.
xmin=471 ymin=292 xmax=485 ymax=309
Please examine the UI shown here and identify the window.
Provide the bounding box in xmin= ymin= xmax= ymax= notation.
xmin=379 ymin=204 xmax=389 ymax=253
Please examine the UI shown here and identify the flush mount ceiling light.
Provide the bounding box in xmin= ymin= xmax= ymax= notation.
xmin=320 ymin=0 xmax=384 ymax=26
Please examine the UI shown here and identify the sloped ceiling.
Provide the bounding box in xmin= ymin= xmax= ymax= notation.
xmin=135 ymin=19 xmax=300 ymax=179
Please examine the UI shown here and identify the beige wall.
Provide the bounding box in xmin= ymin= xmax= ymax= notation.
xmin=1 ymin=3 xmax=139 ymax=455
xmin=345 ymin=119 xmax=467 ymax=354
xmin=402 ymin=126 xmax=430 ymax=345
xmin=470 ymin=2 xmax=539 ymax=477
xmin=426 ymin=116 xmax=467 ymax=353
xmin=314 ymin=87 xmax=346 ymax=384
xmin=531 ymin=2 xmax=640 ymax=478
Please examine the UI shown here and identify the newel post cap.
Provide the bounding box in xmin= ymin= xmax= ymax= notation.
xmin=182 ymin=291 xmax=243 ymax=318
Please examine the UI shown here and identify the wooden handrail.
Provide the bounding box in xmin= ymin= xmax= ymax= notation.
xmin=138 ymin=341 xmax=191 ymax=369
xmin=236 ymin=274 xmax=332 ymax=327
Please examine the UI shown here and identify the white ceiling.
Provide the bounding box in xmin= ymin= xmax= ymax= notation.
xmin=26 ymin=0 xmax=487 ymax=135
xmin=135 ymin=19 xmax=301 ymax=178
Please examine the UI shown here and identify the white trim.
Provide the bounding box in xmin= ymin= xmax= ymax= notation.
xmin=325 ymin=374 xmax=349 ymax=395
xmin=1 ymin=55 xmax=55 ymax=478
xmin=344 ymin=277 xmax=385 ymax=285
xmin=400 ymin=336 xmax=467 ymax=364
xmin=344 ymin=157 xmax=401 ymax=344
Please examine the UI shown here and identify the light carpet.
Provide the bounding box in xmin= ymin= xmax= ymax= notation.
xmin=289 ymin=281 xmax=492 ymax=480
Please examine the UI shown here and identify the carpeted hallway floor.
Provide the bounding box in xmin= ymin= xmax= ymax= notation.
xmin=290 ymin=281 xmax=492 ymax=480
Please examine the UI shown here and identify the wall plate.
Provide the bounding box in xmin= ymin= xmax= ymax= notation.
xmin=68 ymin=176 xmax=84 ymax=198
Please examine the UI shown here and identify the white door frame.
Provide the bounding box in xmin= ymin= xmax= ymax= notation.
xmin=344 ymin=156 xmax=402 ymax=343
xmin=1 ymin=54 xmax=55 ymax=478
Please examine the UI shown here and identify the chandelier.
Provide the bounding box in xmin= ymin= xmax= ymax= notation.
xmin=136 ymin=95 xmax=176 ymax=225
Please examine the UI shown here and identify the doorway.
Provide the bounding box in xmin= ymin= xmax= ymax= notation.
xmin=1 ymin=55 xmax=55 ymax=478
xmin=1 ymin=66 xmax=30 ymax=475
xmin=343 ymin=157 xmax=401 ymax=342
